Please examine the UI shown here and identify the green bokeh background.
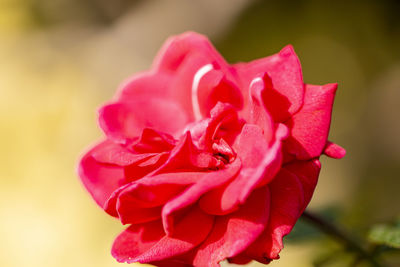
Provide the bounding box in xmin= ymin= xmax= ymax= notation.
xmin=1 ymin=0 xmax=399 ymax=266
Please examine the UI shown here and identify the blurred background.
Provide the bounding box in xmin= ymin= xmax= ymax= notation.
xmin=1 ymin=0 xmax=399 ymax=266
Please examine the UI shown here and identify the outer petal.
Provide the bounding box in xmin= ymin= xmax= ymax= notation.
xmin=193 ymin=186 xmax=270 ymax=267
xmin=112 ymin=206 xmax=214 ymax=264
xmin=162 ymin=158 xmax=241 ymax=235
xmin=78 ymin=140 xmax=126 ymax=208
xmin=153 ymin=32 xmax=229 ymax=73
xmin=118 ymin=32 xmax=234 ymax=123
xmin=242 ymin=161 xmax=319 ymax=261
xmin=111 ymin=220 xmax=164 ymax=263
xmin=116 ymin=172 xmax=204 ymax=225
xmin=152 ymin=32 xmax=239 ymax=121
xmin=117 ymin=71 xmax=173 ymax=103
xmin=109 ymin=130 xmax=235 ymax=222
xmin=284 ymin=83 xmax=338 ymax=160
xmin=323 ymin=141 xmax=346 ymax=159
xmin=90 ymin=140 xmax=156 ymax=166
xmin=227 ymin=254 xmax=253 ymax=265
xmin=234 ymin=45 xmax=304 ymax=120
xmin=165 ymin=52 xmax=213 ymax=120
xmin=284 ymin=159 xmax=321 ymax=211
xmin=244 ymin=169 xmax=305 ymax=262
xmin=151 ymin=259 xmax=194 ymax=267
xmin=99 ymin=98 xmax=188 ymax=143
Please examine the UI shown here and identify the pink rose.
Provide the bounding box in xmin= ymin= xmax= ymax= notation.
xmin=78 ymin=32 xmax=345 ymax=266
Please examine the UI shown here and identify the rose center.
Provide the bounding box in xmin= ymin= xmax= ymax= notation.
xmin=211 ymin=138 xmax=236 ymax=166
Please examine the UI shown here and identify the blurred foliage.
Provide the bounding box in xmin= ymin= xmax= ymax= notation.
xmin=368 ymin=218 xmax=400 ymax=249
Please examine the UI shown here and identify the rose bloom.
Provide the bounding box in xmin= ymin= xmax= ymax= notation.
xmin=78 ymin=32 xmax=345 ymax=266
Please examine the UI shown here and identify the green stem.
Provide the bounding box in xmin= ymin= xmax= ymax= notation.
xmin=301 ymin=210 xmax=382 ymax=267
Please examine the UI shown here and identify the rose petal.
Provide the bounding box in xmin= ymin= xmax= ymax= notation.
xmin=284 ymin=83 xmax=338 ymax=160
xmin=197 ymin=69 xmax=243 ymax=118
xmin=284 ymin=159 xmax=321 ymax=210
xmin=244 ymin=169 xmax=305 ymax=262
xmin=152 ymin=32 xmax=238 ymax=121
xmin=324 ymin=141 xmax=346 ymax=159
xmin=117 ymin=71 xmax=173 ymax=102
xmin=193 ymin=186 xmax=270 ymax=267
xmin=162 ymin=158 xmax=241 ymax=235
xmin=111 ymin=220 xmax=164 ymax=263
xmin=153 ymin=32 xmax=228 ymax=73
xmin=199 ymin=123 xmax=286 ymax=215
xmin=103 ymin=183 xmax=131 ymax=217
xmin=115 ymin=172 xmax=204 ymax=224
xmin=167 ymin=52 xmax=213 ymax=120
xmin=234 ymin=45 xmax=304 ymax=120
xmin=131 ymin=128 xmax=176 ymax=153
xmin=78 ymin=140 xmax=126 ymax=208
xmin=199 ymin=102 xmax=241 ymax=150
xmin=247 ymin=75 xmax=275 ymax=142
xmin=261 ymin=73 xmax=293 ymax=122
xmin=119 ymin=32 xmax=235 ymax=123
xmin=112 ymin=206 xmax=214 ymax=264
xmin=117 ymin=205 xmax=162 ymax=225
xmin=99 ymin=98 xmax=188 ymax=144
xmin=154 ymin=132 xmax=221 ymax=174
xmin=151 ymin=259 xmax=194 ymax=267
xmin=91 ymin=140 xmax=155 ymax=166
xmin=124 ymin=152 xmax=170 ymax=182
xmin=103 ymin=154 xmax=180 ymax=218
xmin=169 ymin=56 xmax=239 ymax=122
xmin=122 ymin=172 xmax=203 ymax=207
xmin=227 ymin=254 xmax=253 ymax=265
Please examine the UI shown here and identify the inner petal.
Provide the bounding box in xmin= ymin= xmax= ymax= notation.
xmin=199 ymin=102 xmax=243 ymax=151
xmin=192 ymin=64 xmax=214 ymax=121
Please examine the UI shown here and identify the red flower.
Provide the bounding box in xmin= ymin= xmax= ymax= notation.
xmin=78 ymin=32 xmax=345 ymax=266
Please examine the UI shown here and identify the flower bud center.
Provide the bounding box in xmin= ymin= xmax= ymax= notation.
xmin=211 ymin=138 xmax=235 ymax=165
